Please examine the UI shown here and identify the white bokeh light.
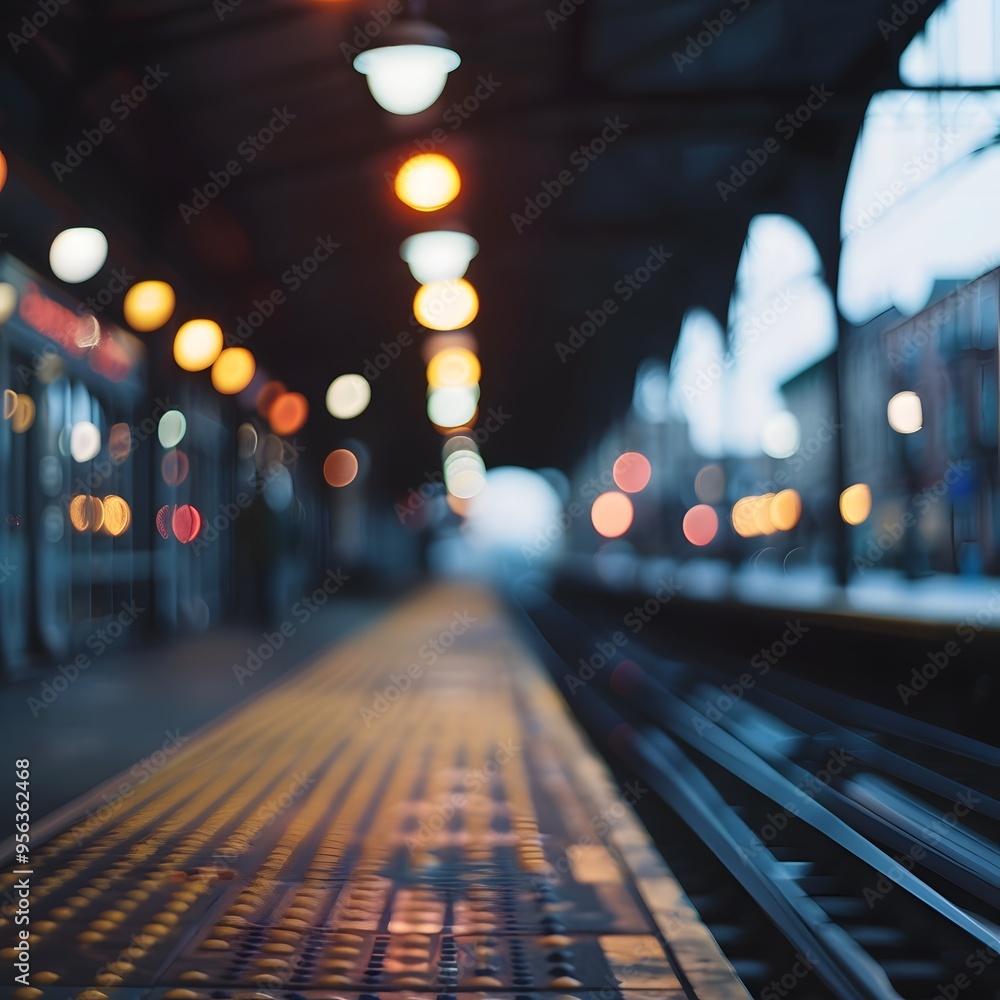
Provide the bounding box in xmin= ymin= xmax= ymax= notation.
xmin=761 ymin=411 xmax=802 ymax=459
xmin=444 ymin=448 xmax=487 ymax=500
xmin=158 ymin=410 xmax=187 ymax=449
xmin=70 ymin=421 xmax=101 ymax=463
xmin=465 ymin=467 xmax=564 ymax=551
xmin=400 ymin=231 xmax=479 ymax=283
xmin=326 ymin=374 xmax=371 ymax=420
xmin=354 ymin=44 xmax=460 ymax=116
xmin=0 ymin=283 xmax=16 ymax=324
xmin=49 ymin=228 xmax=108 ymax=283
xmin=427 ymin=385 xmax=478 ymax=428
xmin=887 ymin=391 xmax=923 ymax=434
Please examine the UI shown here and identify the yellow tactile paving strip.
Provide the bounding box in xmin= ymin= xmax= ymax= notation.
xmin=0 ymin=585 xmax=749 ymax=999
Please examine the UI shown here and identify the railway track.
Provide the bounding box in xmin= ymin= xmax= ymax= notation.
xmin=514 ymin=587 xmax=1000 ymax=1000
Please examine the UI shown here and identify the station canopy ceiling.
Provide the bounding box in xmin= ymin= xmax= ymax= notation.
xmin=0 ymin=0 xmax=940 ymax=494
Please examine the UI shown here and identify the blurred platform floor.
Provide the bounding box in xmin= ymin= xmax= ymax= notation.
xmin=0 ymin=583 xmax=749 ymax=999
xmin=0 ymin=598 xmax=387 ymax=827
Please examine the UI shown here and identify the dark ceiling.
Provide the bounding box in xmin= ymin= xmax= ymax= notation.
xmin=0 ymin=0 xmax=939 ymax=499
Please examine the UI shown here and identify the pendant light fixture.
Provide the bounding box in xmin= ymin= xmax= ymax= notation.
xmin=352 ymin=5 xmax=460 ymax=116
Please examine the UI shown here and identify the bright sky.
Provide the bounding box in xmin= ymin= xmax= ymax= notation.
xmin=660 ymin=0 xmax=1000 ymax=458
xmin=841 ymin=0 xmax=1000 ymax=322
xmin=667 ymin=216 xmax=837 ymax=458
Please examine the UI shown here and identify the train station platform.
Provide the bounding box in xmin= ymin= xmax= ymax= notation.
xmin=0 ymin=585 xmax=749 ymax=999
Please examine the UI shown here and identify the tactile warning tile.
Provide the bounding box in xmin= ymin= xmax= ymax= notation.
xmin=0 ymin=586 xmax=748 ymax=999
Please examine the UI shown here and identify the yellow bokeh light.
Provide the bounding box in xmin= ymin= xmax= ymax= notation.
xmin=394 ymin=153 xmax=461 ymax=212
xmin=123 ymin=281 xmax=176 ymax=332
xmin=426 ymin=347 xmax=481 ymax=389
xmin=211 ymin=347 xmax=256 ymax=394
xmin=840 ymin=483 xmax=872 ymax=525
xmin=751 ymin=494 xmax=777 ymax=536
xmin=11 ymin=394 xmax=35 ymax=434
xmin=69 ymin=495 xmax=105 ymax=533
xmin=732 ymin=496 xmax=758 ymax=538
xmin=414 ymin=278 xmax=479 ymax=332
xmin=173 ymin=319 xmax=223 ymax=371
xmin=101 ymin=495 xmax=131 ymax=537
xmin=769 ymin=489 xmax=802 ymax=531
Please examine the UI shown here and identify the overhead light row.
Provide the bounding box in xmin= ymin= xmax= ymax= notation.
xmin=349 ymin=14 xmax=486 ymax=508
xmin=39 ymin=226 xmax=290 ymax=416
xmin=0 ymin=140 xmax=303 ymax=432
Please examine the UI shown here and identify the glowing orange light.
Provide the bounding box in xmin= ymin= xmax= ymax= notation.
xmin=211 ymin=347 xmax=256 ymax=394
xmin=256 ymin=380 xmax=287 ymax=419
xmin=613 ymin=452 xmax=651 ymax=494
xmin=109 ymin=423 xmax=132 ymax=463
xmin=394 ymin=153 xmax=461 ymax=212
xmin=173 ymin=319 xmax=223 ymax=371
xmin=426 ymin=347 xmax=481 ymax=389
xmin=69 ymin=495 xmax=104 ymax=533
xmin=682 ymin=505 xmax=718 ymax=546
xmin=269 ymin=392 xmax=309 ymax=436
xmin=840 ymin=483 xmax=872 ymax=525
xmin=414 ymin=279 xmax=479 ymax=331
xmin=123 ymin=281 xmax=175 ymax=332
xmin=0 ymin=151 xmax=7 ymax=193
xmin=769 ymin=489 xmax=802 ymax=531
xmin=591 ymin=491 xmax=633 ymax=538
xmin=101 ymin=495 xmax=131 ymax=537
xmin=172 ymin=504 xmax=202 ymax=544
xmin=161 ymin=450 xmax=190 ymax=486
xmin=323 ymin=449 xmax=359 ymax=488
